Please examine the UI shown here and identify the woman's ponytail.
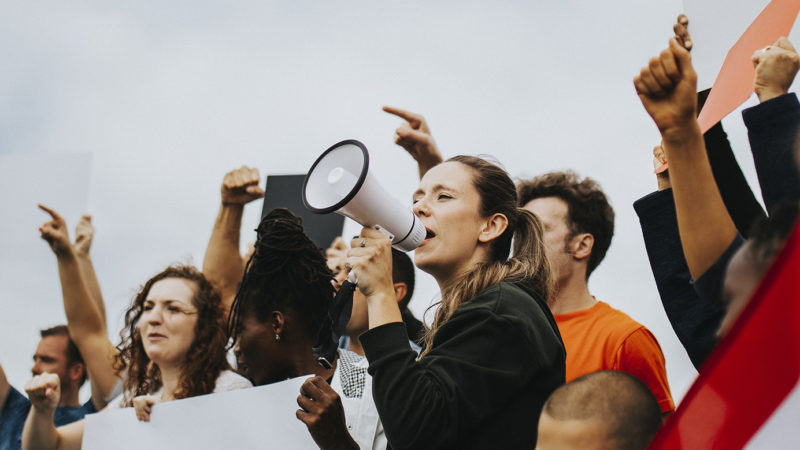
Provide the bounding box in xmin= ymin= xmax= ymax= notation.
xmin=420 ymin=157 xmax=552 ymax=355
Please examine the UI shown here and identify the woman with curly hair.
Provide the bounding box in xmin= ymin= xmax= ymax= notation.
xmin=22 ymin=241 xmax=250 ymax=450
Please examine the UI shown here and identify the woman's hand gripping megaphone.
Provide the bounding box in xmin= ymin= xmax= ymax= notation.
xmin=345 ymin=228 xmax=396 ymax=300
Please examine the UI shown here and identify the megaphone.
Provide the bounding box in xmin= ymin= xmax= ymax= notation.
xmin=304 ymin=139 xmax=425 ymax=369
xmin=302 ymin=139 xmax=426 ymax=252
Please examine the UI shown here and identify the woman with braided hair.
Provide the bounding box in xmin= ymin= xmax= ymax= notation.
xmin=229 ymin=208 xmax=386 ymax=450
xmin=347 ymin=155 xmax=566 ymax=449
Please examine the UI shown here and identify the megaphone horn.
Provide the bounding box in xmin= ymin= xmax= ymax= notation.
xmin=302 ymin=139 xmax=426 ymax=252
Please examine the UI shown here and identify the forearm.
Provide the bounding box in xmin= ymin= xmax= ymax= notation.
xmin=56 ymin=250 xmax=105 ymax=337
xmin=744 ymin=93 xmax=800 ymax=211
xmin=85 ymin=340 xmax=122 ymax=409
xmin=417 ymin=154 xmax=442 ymax=179
xmin=22 ymin=407 xmax=59 ymax=450
xmin=703 ymin=120 xmax=766 ymax=236
xmin=633 ymin=190 xmax=724 ymax=368
xmin=56 ymin=250 xmax=120 ymax=403
xmin=662 ymin=123 xmax=738 ymax=279
xmin=203 ymin=204 xmax=246 ymax=310
xmin=366 ymin=291 xmax=403 ymax=330
xmin=75 ymin=254 xmax=106 ymax=328
xmin=0 ymin=362 xmax=9 ymax=413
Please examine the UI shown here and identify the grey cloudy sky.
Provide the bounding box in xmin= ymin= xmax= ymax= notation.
xmin=2 ymin=0 xmax=797 ymax=403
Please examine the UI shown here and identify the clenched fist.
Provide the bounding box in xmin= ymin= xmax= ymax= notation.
xmin=221 ymin=166 xmax=264 ymax=206
xmin=25 ymin=373 xmax=61 ymax=413
xmin=753 ymin=37 xmax=800 ymax=103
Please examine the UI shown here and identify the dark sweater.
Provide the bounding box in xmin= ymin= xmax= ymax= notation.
xmin=634 ymin=93 xmax=800 ymax=369
xmin=360 ymin=282 xmax=565 ymax=450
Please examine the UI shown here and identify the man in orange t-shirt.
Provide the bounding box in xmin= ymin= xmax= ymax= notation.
xmin=520 ymin=172 xmax=674 ymax=414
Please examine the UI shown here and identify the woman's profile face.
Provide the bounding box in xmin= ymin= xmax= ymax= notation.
xmin=412 ymin=161 xmax=488 ymax=281
xmin=138 ymin=278 xmax=199 ymax=369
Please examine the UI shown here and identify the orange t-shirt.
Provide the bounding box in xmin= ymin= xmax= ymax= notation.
xmin=553 ymin=301 xmax=675 ymax=413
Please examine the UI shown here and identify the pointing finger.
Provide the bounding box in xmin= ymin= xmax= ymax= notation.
xmin=37 ymin=204 xmax=64 ymax=222
xmin=382 ymin=106 xmax=422 ymax=128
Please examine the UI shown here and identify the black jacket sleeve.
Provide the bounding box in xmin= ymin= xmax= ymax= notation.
xmin=743 ymin=93 xmax=800 ymax=213
xmin=704 ymin=118 xmax=766 ymax=236
xmin=634 ymin=189 xmax=724 ymax=369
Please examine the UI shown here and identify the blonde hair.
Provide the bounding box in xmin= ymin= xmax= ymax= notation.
xmin=421 ymin=156 xmax=552 ymax=354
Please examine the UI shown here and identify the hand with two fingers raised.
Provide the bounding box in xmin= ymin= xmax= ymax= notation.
xmin=73 ymin=214 xmax=95 ymax=256
xmin=673 ymin=14 xmax=692 ymax=51
xmin=296 ymin=376 xmax=359 ymax=450
xmin=221 ymin=165 xmax=264 ymax=206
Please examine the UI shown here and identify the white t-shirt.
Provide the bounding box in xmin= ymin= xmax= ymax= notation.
xmin=107 ymin=369 xmax=252 ymax=409
xmin=332 ymin=348 xmax=386 ymax=450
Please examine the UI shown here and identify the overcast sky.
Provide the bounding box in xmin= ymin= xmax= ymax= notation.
xmin=2 ymin=0 xmax=797 ymax=403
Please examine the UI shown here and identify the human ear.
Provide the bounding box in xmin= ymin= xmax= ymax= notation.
xmin=68 ymin=362 xmax=85 ymax=383
xmin=392 ymin=282 xmax=408 ymax=305
xmin=478 ymin=213 xmax=509 ymax=243
xmin=570 ymin=233 xmax=594 ymax=260
xmin=270 ymin=311 xmax=285 ymax=335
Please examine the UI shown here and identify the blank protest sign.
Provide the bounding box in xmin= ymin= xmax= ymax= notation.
xmin=83 ymin=377 xmax=317 ymax=450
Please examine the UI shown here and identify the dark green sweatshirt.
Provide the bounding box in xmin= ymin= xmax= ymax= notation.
xmin=361 ymin=281 xmax=565 ymax=449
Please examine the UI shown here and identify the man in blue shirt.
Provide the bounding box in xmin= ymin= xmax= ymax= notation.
xmin=0 ymin=325 xmax=96 ymax=450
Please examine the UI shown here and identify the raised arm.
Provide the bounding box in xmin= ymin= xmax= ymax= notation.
xmin=38 ymin=205 xmax=119 ymax=410
xmin=22 ymin=373 xmax=83 ymax=450
xmin=383 ymin=106 xmax=443 ymax=179
xmin=72 ymin=215 xmax=107 ymax=329
xmin=746 ymin=38 xmax=800 ymax=211
xmin=634 ymin=38 xmax=738 ymax=279
xmin=0 ymin=361 xmax=9 ymax=415
xmin=202 ymin=166 xmax=264 ymax=317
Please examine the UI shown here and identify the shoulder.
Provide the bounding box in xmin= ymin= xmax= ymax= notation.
xmin=2 ymin=386 xmax=30 ymax=414
xmin=590 ymin=301 xmax=648 ymax=337
xmin=54 ymin=402 xmax=94 ymax=426
xmin=446 ymin=282 xmax=561 ymax=350
xmin=0 ymin=386 xmax=30 ymax=432
xmin=466 ymin=282 xmax=546 ymax=316
xmin=213 ymin=370 xmax=253 ymax=392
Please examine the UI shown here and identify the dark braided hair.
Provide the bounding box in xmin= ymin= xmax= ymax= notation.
xmin=228 ymin=208 xmax=334 ymax=344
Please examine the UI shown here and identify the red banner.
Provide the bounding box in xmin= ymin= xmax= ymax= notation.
xmin=650 ymin=221 xmax=800 ymax=448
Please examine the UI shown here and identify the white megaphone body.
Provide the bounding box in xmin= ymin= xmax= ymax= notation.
xmin=302 ymin=139 xmax=426 ymax=252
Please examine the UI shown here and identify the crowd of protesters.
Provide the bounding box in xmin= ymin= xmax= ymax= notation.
xmin=1 ymin=13 xmax=798 ymax=450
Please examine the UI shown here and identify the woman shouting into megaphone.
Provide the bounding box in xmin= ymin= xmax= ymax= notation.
xmin=345 ymin=155 xmax=566 ymax=450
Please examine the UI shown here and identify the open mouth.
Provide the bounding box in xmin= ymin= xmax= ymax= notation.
xmin=425 ymin=228 xmax=436 ymax=240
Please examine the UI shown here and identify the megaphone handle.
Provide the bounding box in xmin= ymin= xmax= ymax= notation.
xmin=346 ymin=226 xmax=393 ymax=286
xmin=374 ymin=225 xmax=395 ymax=242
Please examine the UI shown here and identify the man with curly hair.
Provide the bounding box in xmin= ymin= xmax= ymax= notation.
xmin=519 ymin=171 xmax=674 ymax=415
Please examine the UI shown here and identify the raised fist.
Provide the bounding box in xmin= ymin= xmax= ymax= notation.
xmin=221 ymin=166 xmax=264 ymax=205
xmin=25 ymin=372 xmax=61 ymax=412
xmin=753 ymin=37 xmax=800 ymax=103
xmin=634 ymin=38 xmax=699 ymax=138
